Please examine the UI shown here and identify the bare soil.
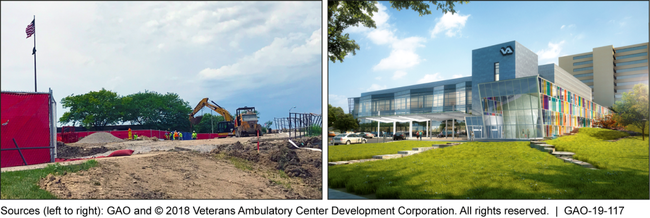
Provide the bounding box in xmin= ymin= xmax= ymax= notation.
xmin=56 ymin=141 xmax=109 ymax=159
xmin=42 ymin=136 xmax=322 ymax=199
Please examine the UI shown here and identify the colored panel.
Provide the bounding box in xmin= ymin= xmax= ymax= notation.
xmin=1 ymin=93 xmax=51 ymax=168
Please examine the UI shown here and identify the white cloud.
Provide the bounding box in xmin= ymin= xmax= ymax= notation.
xmin=560 ymin=25 xmax=565 ymax=29
xmin=373 ymin=37 xmax=426 ymax=71
xmin=329 ymin=94 xmax=350 ymax=113
xmin=345 ymin=2 xmax=390 ymax=34
xmin=367 ymin=29 xmax=396 ymax=45
xmin=393 ymin=71 xmax=407 ymax=79
xmin=431 ymin=12 xmax=470 ymax=38
xmin=417 ymin=73 xmax=443 ymax=84
xmin=537 ymin=40 xmax=566 ymax=63
xmin=367 ymin=84 xmax=387 ymax=92
xmin=452 ymin=74 xmax=469 ymax=78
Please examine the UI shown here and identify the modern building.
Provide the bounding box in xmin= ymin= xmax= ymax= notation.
xmin=558 ymin=42 xmax=649 ymax=107
xmin=348 ymin=41 xmax=612 ymax=139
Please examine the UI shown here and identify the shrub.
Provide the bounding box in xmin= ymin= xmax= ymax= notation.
xmin=578 ymin=128 xmax=628 ymax=140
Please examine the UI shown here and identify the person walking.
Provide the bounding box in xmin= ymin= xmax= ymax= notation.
xmin=192 ymin=131 xmax=197 ymax=140
xmin=179 ymin=132 xmax=183 ymax=140
xmin=419 ymin=130 xmax=423 ymax=140
xmin=173 ymin=131 xmax=178 ymax=141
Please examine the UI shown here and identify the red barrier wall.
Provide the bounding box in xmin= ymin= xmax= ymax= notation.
xmin=56 ymin=130 xmax=230 ymax=141
xmin=1 ymin=93 xmax=51 ymax=168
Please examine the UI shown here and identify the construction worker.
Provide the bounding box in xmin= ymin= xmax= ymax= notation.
xmin=173 ymin=131 xmax=178 ymax=141
xmin=128 ymin=128 xmax=133 ymax=140
xmin=192 ymin=131 xmax=197 ymax=140
xmin=179 ymin=132 xmax=183 ymax=140
xmin=134 ymin=134 xmax=138 ymax=140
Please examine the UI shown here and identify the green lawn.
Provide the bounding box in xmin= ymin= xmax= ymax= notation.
xmin=1 ymin=160 xmax=98 ymax=199
xmin=546 ymin=128 xmax=647 ymax=171
xmin=329 ymin=131 xmax=648 ymax=199
xmin=328 ymin=141 xmax=454 ymax=162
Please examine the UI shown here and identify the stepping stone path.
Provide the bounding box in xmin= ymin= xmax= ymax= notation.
xmin=529 ymin=140 xmax=596 ymax=169
xmin=328 ymin=142 xmax=463 ymax=166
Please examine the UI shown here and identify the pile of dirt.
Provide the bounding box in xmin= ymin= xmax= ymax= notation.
xmin=136 ymin=136 xmax=159 ymax=141
xmin=56 ymin=141 xmax=110 ymax=159
xmin=39 ymin=152 xmax=300 ymax=199
xmin=211 ymin=136 xmax=322 ymax=189
xmin=291 ymin=136 xmax=322 ymax=149
xmin=77 ymin=132 xmax=124 ymax=144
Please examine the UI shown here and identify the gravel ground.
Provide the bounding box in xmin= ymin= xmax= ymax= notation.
xmin=76 ymin=132 xmax=124 ymax=144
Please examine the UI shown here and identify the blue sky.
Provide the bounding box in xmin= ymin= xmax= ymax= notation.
xmin=1 ymin=2 xmax=321 ymax=127
xmin=329 ymin=1 xmax=649 ymax=113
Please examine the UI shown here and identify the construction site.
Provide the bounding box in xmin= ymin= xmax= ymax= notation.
xmin=2 ymin=93 xmax=322 ymax=199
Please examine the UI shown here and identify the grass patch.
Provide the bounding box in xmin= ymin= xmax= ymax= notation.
xmin=546 ymin=128 xmax=648 ymax=171
xmin=1 ymin=160 xmax=98 ymax=199
xmin=328 ymin=141 xmax=454 ymax=162
xmin=329 ymin=139 xmax=648 ymax=199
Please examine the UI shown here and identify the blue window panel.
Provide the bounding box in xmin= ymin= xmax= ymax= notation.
xmin=617 ymin=66 xmax=648 ymax=73
xmin=616 ymin=45 xmax=647 ymax=53
xmin=580 ymin=79 xmax=594 ymax=83
xmin=574 ymin=73 xmax=593 ymax=78
xmin=573 ymin=54 xmax=593 ymax=60
xmin=616 ymin=81 xmax=648 ymax=86
xmin=617 ymin=73 xmax=648 ymax=80
xmin=617 ymin=59 xmax=648 ymax=66
xmin=573 ymin=60 xmax=593 ymax=66
xmin=617 ymin=52 xmax=647 ymax=60
xmin=574 ymin=66 xmax=593 ymax=72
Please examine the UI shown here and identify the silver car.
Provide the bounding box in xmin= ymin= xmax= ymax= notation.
xmin=332 ymin=133 xmax=367 ymax=145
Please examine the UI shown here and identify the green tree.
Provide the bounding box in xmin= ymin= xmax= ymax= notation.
xmin=328 ymin=104 xmax=345 ymax=127
xmin=59 ymin=88 xmax=122 ymax=130
xmin=192 ymin=113 xmax=226 ymax=133
xmin=613 ymin=84 xmax=649 ymax=140
xmin=333 ymin=113 xmax=358 ymax=132
xmin=328 ymin=1 xmax=468 ymax=63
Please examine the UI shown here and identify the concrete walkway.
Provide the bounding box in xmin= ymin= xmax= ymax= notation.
xmin=328 ymin=188 xmax=366 ymax=199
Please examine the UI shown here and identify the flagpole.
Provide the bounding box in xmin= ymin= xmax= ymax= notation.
xmin=33 ymin=15 xmax=37 ymax=92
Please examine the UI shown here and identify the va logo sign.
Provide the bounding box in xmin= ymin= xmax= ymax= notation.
xmin=500 ymin=46 xmax=514 ymax=56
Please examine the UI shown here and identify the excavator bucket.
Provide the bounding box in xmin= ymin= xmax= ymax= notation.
xmin=190 ymin=115 xmax=203 ymax=124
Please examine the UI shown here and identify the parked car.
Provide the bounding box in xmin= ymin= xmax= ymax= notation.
xmin=437 ymin=131 xmax=459 ymax=138
xmin=361 ymin=132 xmax=374 ymax=138
xmin=328 ymin=131 xmax=336 ymax=137
xmin=393 ymin=132 xmax=406 ymax=140
xmin=332 ymin=133 xmax=367 ymax=145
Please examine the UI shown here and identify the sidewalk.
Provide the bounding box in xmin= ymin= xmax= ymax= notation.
xmin=328 ymin=188 xmax=366 ymax=199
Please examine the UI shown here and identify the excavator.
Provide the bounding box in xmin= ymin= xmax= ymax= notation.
xmin=188 ymin=98 xmax=262 ymax=138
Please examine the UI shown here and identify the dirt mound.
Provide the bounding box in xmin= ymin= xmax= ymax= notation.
xmin=211 ymin=137 xmax=322 ymax=191
xmin=39 ymin=152 xmax=300 ymax=199
xmin=57 ymin=141 xmax=111 ymax=159
xmin=77 ymin=132 xmax=123 ymax=144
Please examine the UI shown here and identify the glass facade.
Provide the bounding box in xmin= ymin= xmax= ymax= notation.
xmin=617 ymin=52 xmax=647 ymax=60
xmin=351 ymin=82 xmax=472 ymax=119
xmin=478 ymin=76 xmax=611 ymax=139
xmin=616 ymin=45 xmax=647 ymax=53
xmin=573 ymin=54 xmax=593 ymax=60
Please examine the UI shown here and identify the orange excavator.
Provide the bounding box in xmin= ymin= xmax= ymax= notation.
xmin=189 ymin=98 xmax=262 ymax=137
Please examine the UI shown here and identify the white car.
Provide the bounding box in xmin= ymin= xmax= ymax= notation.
xmin=332 ymin=133 xmax=367 ymax=145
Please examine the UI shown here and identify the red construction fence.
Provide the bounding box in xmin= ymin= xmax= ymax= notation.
xmin=1 ymin=91 xmax=56 ymax=168
xmin=57 ymin=130 xmax=228 ymax=142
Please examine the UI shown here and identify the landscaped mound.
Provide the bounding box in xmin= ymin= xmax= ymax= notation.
xmin=328 ymin=141 xmax=453 ymax=162
xmin=546 ymin=128 xmax=647 ymax=171
xmin=329 ymin=140 xmax=648 ymax=199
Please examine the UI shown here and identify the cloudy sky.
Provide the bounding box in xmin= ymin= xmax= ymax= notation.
xmin=1 ymin=1 xmax=321 ymax=127
xmin=329 ymin=1 xmax=649 ymax=112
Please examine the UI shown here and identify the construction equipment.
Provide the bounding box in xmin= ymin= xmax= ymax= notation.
xmin=234 ymin=107 xmax=263 ymax=137
xmin=189 ymin=98 xmax=235 ymax=138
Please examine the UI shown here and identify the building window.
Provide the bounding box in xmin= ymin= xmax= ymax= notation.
xmin=617 ymin=66 xmax=649 ymax=73
xmin=574 ymin=66 xmax=593 ymax=72
xmin=580 ymin=79 xmax=594 ymax=83
xmin=574 ymin=73 xmax=594 ymax=78
xmin=495 ymin=62 xmax=500 ymax=81
xmin=573 ymin=60 xmax=593 ymax=66
xmin=617 ymin=81 xmax=649 ymax=86
xmin=616 ymin=73 xmax=648 ymax=80
xmin=617 ymin=59 xmax=648 ymax=66
xmin=617 ymin=52 xmax=648 ymax=60
xmin=573 ymin=54 xmax=593 ymax=60
xmin=616 ymin=45 xmax=648 ymax=53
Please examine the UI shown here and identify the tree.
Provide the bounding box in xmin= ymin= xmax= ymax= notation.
xmin=59 ymin=88 xmax=122 ymax=130
xmin=192 ymin=113 xmax=225 ymax=133
xmin=593 ymin=114 xmax=618 ymax=129
xmin=328 ymin=1 xmax=468 ymax=63
xmin=613 ymin=84 xmax=649 ymax=140
xmin=333 ymin=113 xmax=359 ymax=132
xmin=328 ymin=104 xmax=345 ymax=127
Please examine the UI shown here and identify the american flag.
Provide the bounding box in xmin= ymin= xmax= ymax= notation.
xmin=26 ymin=19 xmax=35 ymax=39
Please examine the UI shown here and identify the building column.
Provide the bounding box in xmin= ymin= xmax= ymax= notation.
xmin=452 ymin=118 xmax=455 ymax=139
xmin=409 ymin=121 xmax=413 ymax=139
xmin=426 ymin=120 xmax=429 ymax=138
xmin=445 ymin=120 xmax=448 ymax=139
xmin=377 ymin=121 xmax=380 ymax=137
xmin=393 ymin=122 xmax=396 ymax=136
